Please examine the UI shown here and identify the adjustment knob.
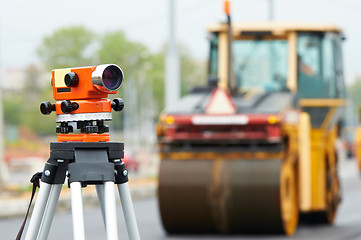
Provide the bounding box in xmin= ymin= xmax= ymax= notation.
xmin=64 ymin=72 xmax=79 ymax=87
xmin=61 ymin=100 xmax=79 ymax=114
xmin=111 ymin=98 xmax=124 ymax=111
xmin=56 ymin=122 xmax=73 ymax=133
xmin=40 ymin=101 xmax=55 ymax=115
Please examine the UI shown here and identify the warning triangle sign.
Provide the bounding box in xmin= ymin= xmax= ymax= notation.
xmin=205 ymin=88 xmax=236 ymax=114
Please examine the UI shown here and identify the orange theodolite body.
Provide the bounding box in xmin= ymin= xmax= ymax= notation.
xmin=41 ymin=64 xmax=124 ymax=143
xmin=52 ymin=66 xmax=117 ymax=101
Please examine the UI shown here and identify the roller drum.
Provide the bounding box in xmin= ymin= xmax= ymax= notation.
xmin=158 ymin=158 xmax=296 ymax=234
xmin=158 ymin=160 xmax=217 ymax=233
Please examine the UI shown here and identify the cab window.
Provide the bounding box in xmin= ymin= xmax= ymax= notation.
xmin=297 ymin=33 xmax=337 ymax=98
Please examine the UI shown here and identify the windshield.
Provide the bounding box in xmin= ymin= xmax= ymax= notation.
xmin=232 ymin=39 xmax=288 ymax=92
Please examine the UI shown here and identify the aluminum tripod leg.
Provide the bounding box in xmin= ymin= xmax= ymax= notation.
xmin=77 ymin=183 xmax=119 ymax=240
xmin=95 ymin=185 xmax=106 ymax=226
xmin=104 ymin=182 xmax=119 ymax=240
xmin=70 ymin=182 xmax=85 ymax=240
xmin=117 ymin=182 xmax=140 ymax=240
xmin=37 ymin=184 xmax=62 ymax=240
xmin=25 ymin=182 xmax=52 ymax=240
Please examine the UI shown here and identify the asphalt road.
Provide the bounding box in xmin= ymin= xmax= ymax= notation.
xmin=1 ymin=158 xmax=361 ymax=240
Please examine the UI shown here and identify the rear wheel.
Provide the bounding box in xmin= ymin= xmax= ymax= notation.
xmin=280 ymin=161 xmax=299 ymax=235
xmin=323 ymin=165 xmax=340 ymax=223
xmin=302 ymin=158 xmax=340 ymax=224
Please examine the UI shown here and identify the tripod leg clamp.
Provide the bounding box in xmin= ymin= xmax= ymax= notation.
xmin=41 ymin=159 xmax=68 ymax=184
xmin=115 ymin=162 xmax=128 ymax=184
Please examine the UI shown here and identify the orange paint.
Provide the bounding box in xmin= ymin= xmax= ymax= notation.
xmin=224 ymin=0 xmax=230 ymax=15
xmin=55 ymin=99 xmax=112 ymax=115
xmin=58 ymin=133 xmax=110 ymax=142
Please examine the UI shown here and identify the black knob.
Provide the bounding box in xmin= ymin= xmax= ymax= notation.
xmin=61 ymin=100 xmax=79 ymax=114
xmin=40 ymin=101 xmax=55 ymax=115
xmin=111 ymin=98 xmax=124 ymax=111
xmin=64 ymin=72 xmax=79 ymax=87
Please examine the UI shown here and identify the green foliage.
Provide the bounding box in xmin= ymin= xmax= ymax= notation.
xmin=3 ymin=93 xmax=24 ymax=125
xmin=159 ymin=44 xmax=207 ymax=97
xmin=24 ymin=104 xmax=57 ymax=135
xmin=37 ymin=26 xmax=96 ymax=69
xmin=347 ymin=77 xmax=361 ymax=108
xmin=98 ymin=31 xmax=150 ymax=79
xmin=178 ymin=44 xmax=207 ymax=96
xmin=347 ymin=77 xmax=361 ymax=125
xmin=147 ymin=52 xmax=165 ymax=113
xmin=96 ymin=31 xmax=157 ymax=129
xmin=3 ymin=88 xmax=56 ymax=136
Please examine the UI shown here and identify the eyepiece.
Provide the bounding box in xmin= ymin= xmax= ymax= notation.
xmin=92 ymin=64 xmax=123 ymax=92
xmin=64 ymin=72 xmax=79 ymax=87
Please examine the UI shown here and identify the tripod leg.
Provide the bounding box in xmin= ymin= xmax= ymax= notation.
xmin=117 ymin=183 xmax=140 ymax=240
xmin=37 ymin=184 xmax=62 ymax=240
xmin=25 ymin=181 xmax=52 ymax=240
xmin=95 ymin=185 xmax=106 ymax=227
xmin=70 ymin=182 xmax=85 ymax=240
xmin=104 ymin=181 xmax=119 ymax=240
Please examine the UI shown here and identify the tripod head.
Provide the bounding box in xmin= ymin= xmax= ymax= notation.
xmin=40 ymin=64 xmax=125 ymax=142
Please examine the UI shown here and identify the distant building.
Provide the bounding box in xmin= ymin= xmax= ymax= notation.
xmin=1 ymin=64 xmax=49 ymax=92
xmin=2 ymin=68 xmax=26 ymax=91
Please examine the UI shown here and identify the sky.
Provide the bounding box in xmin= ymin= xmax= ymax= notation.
xmin=0 ymin=0 xmax=361 ymax=84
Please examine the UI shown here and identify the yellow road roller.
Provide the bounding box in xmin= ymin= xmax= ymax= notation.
xmin=156 ymin=20 xmax=346 ymax=236
xmin=354 ymin=126 xmax=361 ymax=172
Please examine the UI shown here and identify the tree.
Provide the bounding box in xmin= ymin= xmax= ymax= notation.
xmin=97 ymin=31 xmax=150 ymax=79
xmin=3 ymin=93 xmax=24 ymax=125
xmin=97 ymin=31 xmax=153 ymax=129
xmin=178 ymin=44 xmax=207 ymax=96
xmin=348 ymin=77 xmax=361 ymax=109
xmin=159 ymin=43 xmax=207 ymax=98
xmin=347 ymin=76 xmax=361 ymax=125
xmin=37 ymin=26 xmax=96 ymax=69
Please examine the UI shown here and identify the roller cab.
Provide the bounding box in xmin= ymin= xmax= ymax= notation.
xmin=157 ymin=22 xmax=346 ymax=235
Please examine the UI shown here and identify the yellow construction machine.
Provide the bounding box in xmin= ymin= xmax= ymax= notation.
xmin=354 ymin=121 xmax=361 ymax=172
xmin=156 ymin=17 xmax=346 ymax=235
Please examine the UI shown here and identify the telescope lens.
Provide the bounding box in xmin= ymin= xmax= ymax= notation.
xmin=102 ymin=65 xmax=123 ymax=91
xmin=92 ymin=64 xmax=124 ymax=92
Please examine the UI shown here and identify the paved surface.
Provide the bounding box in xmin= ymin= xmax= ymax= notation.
xmin=1 ymin=158 xmax=361 ymax=239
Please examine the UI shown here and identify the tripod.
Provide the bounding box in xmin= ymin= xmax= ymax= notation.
xmin=24 ymin=142 xmax=140 ymax=240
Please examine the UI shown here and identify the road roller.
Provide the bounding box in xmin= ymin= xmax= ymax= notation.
xmin=354 ymin=126 xmax=361 ymax=172
xmin=156 ymin=11 xmax=346 ymax=236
